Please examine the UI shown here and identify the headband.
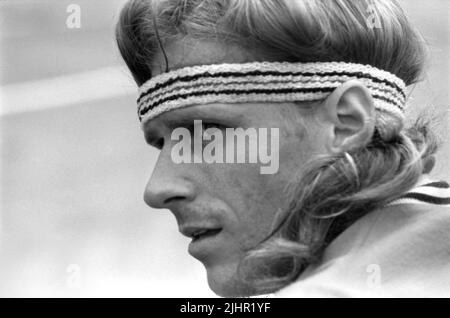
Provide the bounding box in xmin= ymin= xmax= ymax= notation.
xmin=137 ymin=61 xmax=407 ymax=140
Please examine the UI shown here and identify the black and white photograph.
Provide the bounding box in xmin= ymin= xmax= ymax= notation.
xmin=0 ymin=0 xmax=449 ymax=301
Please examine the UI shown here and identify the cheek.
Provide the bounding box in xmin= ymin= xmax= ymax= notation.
xmin=220 ymin=165 xmax=290 ymax=246
xmin=277 ymin=126 xmax=325 ymax=174
xmin=197 ymin=130 xmax=321 ymax=248
xmin=201 ymin=162 xmax=279 ymax=246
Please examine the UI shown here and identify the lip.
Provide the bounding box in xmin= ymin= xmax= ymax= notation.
xmin=187 ymin=228 xmax=223 ymax=259
xmin=180 ymin=225 xmax=222 ymax=239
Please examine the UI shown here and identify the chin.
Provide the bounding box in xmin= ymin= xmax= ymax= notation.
xmin=205 ymin=262 xmax=256 ymax=297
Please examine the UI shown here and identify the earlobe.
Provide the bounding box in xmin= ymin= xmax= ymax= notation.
xmin=324 ymin=80 xmax=375 ymax=154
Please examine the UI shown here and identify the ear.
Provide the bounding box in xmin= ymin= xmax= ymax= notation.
xmin=322 ymin=80 xmax=375 ymax=154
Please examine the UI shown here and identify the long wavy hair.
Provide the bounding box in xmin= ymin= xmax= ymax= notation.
xmin=116 ymin=0 xmax=440 ymax=294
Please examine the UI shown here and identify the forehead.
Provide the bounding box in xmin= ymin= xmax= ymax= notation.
xmin=150 ymin=38 xmax=267 ymax=77
xmin=143 ymin=38 xmax=308 ymax=136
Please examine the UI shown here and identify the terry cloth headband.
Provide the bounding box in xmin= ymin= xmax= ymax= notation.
xmin=137 ymin=61 xmax=407 ymax=141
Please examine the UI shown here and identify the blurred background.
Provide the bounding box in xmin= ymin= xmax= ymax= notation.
xmin=0 ymin=0 xmax=448 ymax=297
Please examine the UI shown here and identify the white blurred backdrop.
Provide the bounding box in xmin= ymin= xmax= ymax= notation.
xmin=0 ymin=0 xmax=448 ymax=297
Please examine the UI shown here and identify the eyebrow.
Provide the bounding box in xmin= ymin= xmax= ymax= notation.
xmin=143 ymin=106 xmax=246 ymax=145
xmin=173 ymin=106 xmax=244 ymax=125
xmin=142 ymin=113 xmax=197 ymax=146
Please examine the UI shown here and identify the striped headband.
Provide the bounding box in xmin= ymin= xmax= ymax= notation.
xmin=137 ymin=61 xmax=407 ymax=140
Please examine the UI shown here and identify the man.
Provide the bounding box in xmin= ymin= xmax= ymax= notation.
xmin=116 ymin=0 xmax=450 ymax=297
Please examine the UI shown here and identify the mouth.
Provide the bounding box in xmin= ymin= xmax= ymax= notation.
xmin=189 ymin=229 xmax=223 ymax=260
xmin=191 ymin=228 xmax=222 ymax=242
xmin=181 ymin=225 xmax=222 ymax=241
xmin=180 ymin=225 xmax=224 ymax=258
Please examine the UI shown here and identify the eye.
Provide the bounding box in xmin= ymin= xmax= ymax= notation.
xmin=154 ymin=137 xmax=164 ymax=150
xmin=202 ymin=122 xmax=226 ymax=131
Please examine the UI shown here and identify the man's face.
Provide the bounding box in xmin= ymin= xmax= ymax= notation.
xmin=141 ymin=40 xmax=329 ymax=296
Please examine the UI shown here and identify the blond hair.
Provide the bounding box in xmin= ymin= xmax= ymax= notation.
xmin=116 ymin=0 xmax=439 ymax=294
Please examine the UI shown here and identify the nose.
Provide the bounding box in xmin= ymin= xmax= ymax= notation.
xmin=143 ymin=150 xmax=196 ymax=209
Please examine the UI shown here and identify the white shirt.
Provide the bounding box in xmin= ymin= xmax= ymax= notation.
xmin=275 ymin=177 xmax=450 ymax=297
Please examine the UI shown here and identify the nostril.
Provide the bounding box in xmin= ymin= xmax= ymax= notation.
xmin=163 ymin=196 xmax=186 ymax=205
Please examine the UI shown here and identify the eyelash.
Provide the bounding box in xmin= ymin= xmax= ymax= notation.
xmin=201 ymin=122 xmax=225 ymax=131
xmin=151 ymin=122 xmax=226 ymax=150
xmin=154 ymin=138 xmax=164 ymax=150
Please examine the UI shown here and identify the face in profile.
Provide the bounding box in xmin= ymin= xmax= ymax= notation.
xmin=140 ymin=40 xmax=332 ymax=297
xmin=115 ymin=0 xmax=441 ymax=299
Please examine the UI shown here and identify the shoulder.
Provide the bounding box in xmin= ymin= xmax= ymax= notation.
xmin=275 ymin=180 xmax=450 ymax=297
